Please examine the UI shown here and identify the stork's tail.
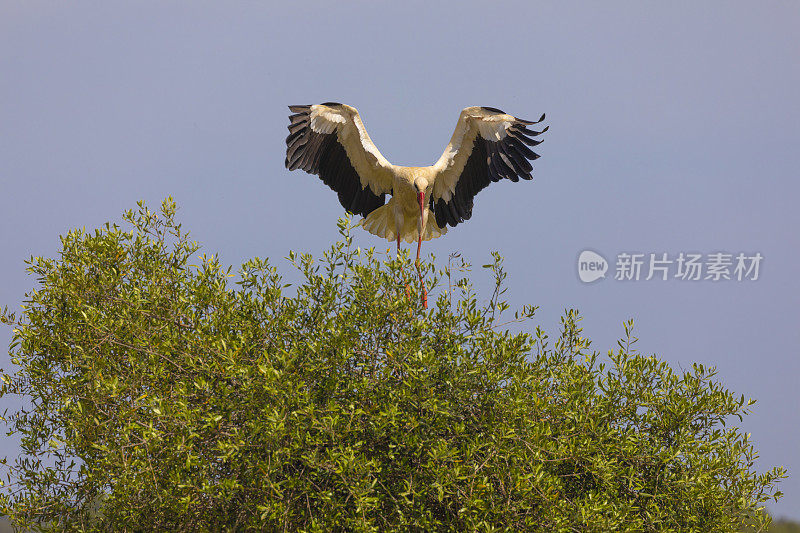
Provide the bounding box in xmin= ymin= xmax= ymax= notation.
xmin=362 ymin=202 xmax=447 ymax=243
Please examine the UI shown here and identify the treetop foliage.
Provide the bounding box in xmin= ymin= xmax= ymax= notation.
xmin=0 ymin=198 xmax=785 ymax=531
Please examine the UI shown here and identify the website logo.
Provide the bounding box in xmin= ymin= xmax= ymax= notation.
xmin=577 ymin=250 xmax=608 ymax=283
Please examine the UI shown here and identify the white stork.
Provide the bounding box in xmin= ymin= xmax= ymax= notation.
xmin=284 ymin=102 xmax=547 ymax=305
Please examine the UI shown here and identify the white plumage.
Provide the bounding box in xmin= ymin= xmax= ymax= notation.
xmin=285 ymin=102 xmax=547 ymax=262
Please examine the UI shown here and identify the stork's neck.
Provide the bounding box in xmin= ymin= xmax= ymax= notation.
xmin=393 ymin=166 xmax=434 ymax=191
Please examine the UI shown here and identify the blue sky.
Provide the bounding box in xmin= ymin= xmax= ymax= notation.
xmin=1 ymin=0 xmax=799 ymax=519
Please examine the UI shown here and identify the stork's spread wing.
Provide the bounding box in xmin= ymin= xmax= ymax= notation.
xmin=431 ymin=107 xmax=547 ymax=228
xmin=285 ymin=103 xmax=394 ymax=218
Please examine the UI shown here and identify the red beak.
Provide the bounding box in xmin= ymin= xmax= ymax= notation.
xmin=417 ymin=191 xmax=425 ymax=218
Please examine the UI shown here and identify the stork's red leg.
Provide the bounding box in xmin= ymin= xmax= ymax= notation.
xmin=418 ymin=234 xmax=427 ymax=307
xmin=415 ymin=191 xmax=428 ymax=309
xmin=397 ymin=232 xmax=411 ymax=300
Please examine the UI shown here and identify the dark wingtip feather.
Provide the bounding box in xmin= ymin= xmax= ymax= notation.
xmin=517 ymin=125 xmax=549 ymax=137
xmin=287 ymin=120 xmax=308 ymax=134
xmin=286 ymin=129 xmax=305 ymax=145
xmin=521 ymin=136 xmax=544 ymax=147
xmin=288 ymin=105 xmax=311 ymax=113
xmin=513 ymin=112 xmax=546 ymax=125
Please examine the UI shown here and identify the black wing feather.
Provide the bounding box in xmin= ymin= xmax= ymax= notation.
xmin=434 ymin=112 xmax=546 ymax=229
xmin=284 ymin=105 xmax=386 ymax=218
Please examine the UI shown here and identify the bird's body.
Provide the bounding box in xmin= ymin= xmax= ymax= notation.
xmin=361 ymin=165 xmax=444 ymax=247
xmin=285 ymin=103 xmax=547 ymax=254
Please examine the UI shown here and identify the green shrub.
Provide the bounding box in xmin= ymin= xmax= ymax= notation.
xmin=0 ymin=199 xmax=784 ymax=531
